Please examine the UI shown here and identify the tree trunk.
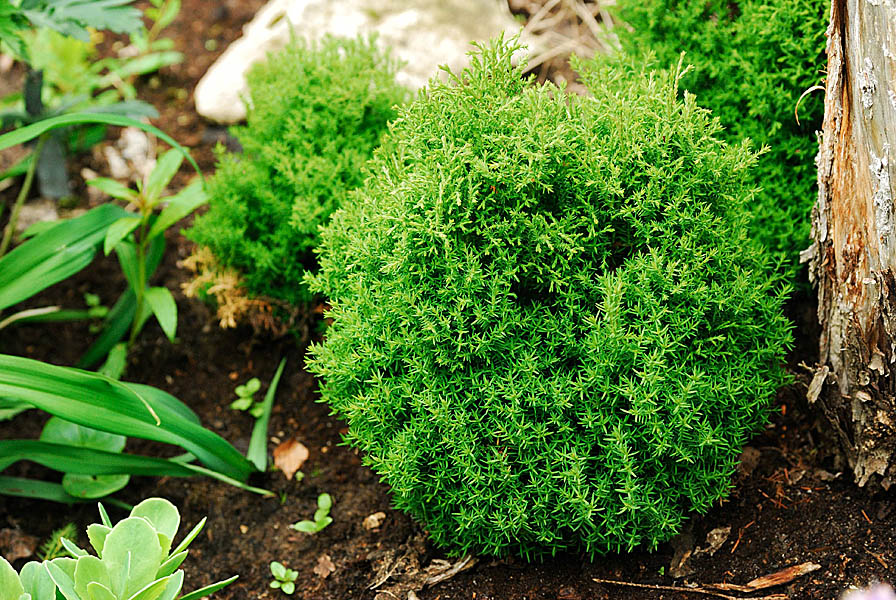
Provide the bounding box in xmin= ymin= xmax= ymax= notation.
xmin=807 ymin=0 xmax=896 ymax=487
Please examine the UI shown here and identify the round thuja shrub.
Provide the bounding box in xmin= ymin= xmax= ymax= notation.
xmin=307 ymin=40 xmax=792 ymax=557
xmin=186 ymin=35 xmax=407 ymax=312
xmin=615 ymin=0 xmax=827 ymax=273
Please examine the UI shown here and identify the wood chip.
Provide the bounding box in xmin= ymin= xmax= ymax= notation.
xmin=743 ymin=562 xmax=822 ymax=591
xmin=424 ymin=555 xmax=477 ymax=586
xmin=595 ymin=562 xmax=820 ymax=600
xmin=314 ymin=554 xmax=336 ymax=578
xmin=700 ymin=526 xmax=731 ymax=556
xmin=273 ymin=438 xmax=309 ymax=480
xmin=592 ymin=578 xmax=788 ymax=600
xmin=807 ymin=366 xmax=829 ymax=404
xmin=0 ymin=528 xmax=37 ymax=562
xmin=705 ymin=562 xmax=822 ymax=593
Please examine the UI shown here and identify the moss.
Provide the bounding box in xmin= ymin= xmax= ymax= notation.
xmin=307 ymin=39 xmax=792 ymax=558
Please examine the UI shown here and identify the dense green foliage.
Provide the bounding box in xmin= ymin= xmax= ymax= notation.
xmin=616 ymin=0 xmax=827 ymax=270
xmin=187 ymin=36 xmax=407 ymax=306
xmin=307 ymin=40 xmax=792 ymax=557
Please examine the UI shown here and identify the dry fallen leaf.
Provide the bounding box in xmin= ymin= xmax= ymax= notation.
xmin=363 ymin=512 xmax=387 ymax=530
xmin=700 ymin=526 xmax=731 ymax=556
xmin=0 ymin=528 xmax=38 ymax=562
xmin=274 ymin=438 xmax=309 ymax=480
xmin=314 ymin=554 xmax=336 ymax=578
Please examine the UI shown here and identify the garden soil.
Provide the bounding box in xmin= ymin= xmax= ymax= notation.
xmin=3 ymin=2 xmax=896 ymax=599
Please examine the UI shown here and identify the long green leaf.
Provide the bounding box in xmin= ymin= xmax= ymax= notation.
xmin=0 ymin=355 xmax=254 ymax=481
xmin=0 ymin=476 xmax=83 ymax=503
xmin=115 ymin=239 xmax=140 ymax=291
xmin=144 ymin=148 xmax=182 ymax=202
xmin=104 ymin=216 xmax=142 ymax=255
xmin=144 ymin=287 xmax=177 ymax=341
xmin=146 ymin=180 xmax=206 ymax=240
xmin=247 ymin=358 xmax=287 ymax=471
xmin=0 ymin=112 xmax=201 ymax=177
xmin=0 ymin=306 xmax=93 ymax=330
xmin=0 ymin=204 xmax=127 ymax=311
xmin=0 ymin=440 xmax=197 ymax=477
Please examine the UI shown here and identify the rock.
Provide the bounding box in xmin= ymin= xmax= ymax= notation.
xmin=194 ymin=0 xmax=530 ymax=123
xmin=363 ymin=511 xmax=387 ymax=530
xmin=15 ymin=197 xmax=58 ymax=235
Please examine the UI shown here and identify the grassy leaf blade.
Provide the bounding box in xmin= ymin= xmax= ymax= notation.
xmin=247 ymin=358 xmax=286 ymax=471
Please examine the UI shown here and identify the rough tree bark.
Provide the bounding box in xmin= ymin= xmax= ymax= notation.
xmin=807 ymin=0 xmax=896 ymax=487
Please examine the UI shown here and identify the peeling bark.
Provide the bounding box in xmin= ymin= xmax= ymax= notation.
xmin=808 ymin=0 xmax=896 ymax=487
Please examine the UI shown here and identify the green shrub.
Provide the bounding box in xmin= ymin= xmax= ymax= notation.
xmin=307 ymin=39 xmax=792 ymax=558
xmin=186 ymin=36 xmax=407 ymax=308
xmin=615 ymin=0 xmax=828 ymax=271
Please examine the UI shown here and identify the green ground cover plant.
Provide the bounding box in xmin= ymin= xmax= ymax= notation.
xmin=615 ymin=0 xmax=828 ymax=271
xmin=307 ymin=38 xmax=791 ymax=558
xmin=0 ymin=497 xmax=236 ymax=600
xmin=185 ymin=35 xmax=407 ymax=322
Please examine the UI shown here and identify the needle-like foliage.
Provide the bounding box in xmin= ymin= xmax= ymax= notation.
xmin=615 ymin=0 xmax=828 ymax=272
xmin=307 ymin=38 xmax=792 ymax=558
xmin=186 ymin=35 xmax=407 ymax=308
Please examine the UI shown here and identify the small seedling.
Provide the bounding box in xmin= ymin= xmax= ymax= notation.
xmin=85 ymin=293 xmax=108 ymax=333
xmin=269 ymin=561 xmax=298 ymax=595
xmin=291 ymin=493 xmax=333 ymax=534
xmin=230 ymin=377 xmax=262 ymax=416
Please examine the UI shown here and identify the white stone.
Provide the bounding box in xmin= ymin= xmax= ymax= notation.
xmin=194 ymin=0 xmax=528 ymax=123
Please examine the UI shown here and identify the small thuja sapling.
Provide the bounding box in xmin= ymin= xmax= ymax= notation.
xmin=269 ymin=561 xmax=299 ymax=595
xmin=291 ymin=493 xmax=333 ymax=534
xmin=230 ymin=377 xmax=262 ymax=416
xmin=306 ymin=38 xmax=792 ymax=557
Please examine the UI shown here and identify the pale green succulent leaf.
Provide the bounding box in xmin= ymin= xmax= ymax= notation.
xmin=177 ymin=574 xmax=238 ymax=600
xmin=103 ymin=517 xmax=163 ymax=599
xmin=46 ymin=559 xmax=79 ymax=600
xmin=87 ymin=524 xmax=112 ymax=557
xmin=87 ymin=581 xmax=117 ymax=600
xmin=19 ymin=561 xmax=56 ymax=600
xmin=153 ymin=570 xmax=184 ymax=600
xmin=0 ymin=556 xmax=25 ymax=599
xmin=169 ymin=518 xmax=205 ymax=556
xmin=60 ymin=537 xmax=88 ymax=558
xmin=125 ymin=572 xmax=176 ymax=600
xmin=130 ymin=498 xmax=180 ymax=549
xmin=74 ymin=555 xmax=111 ymax=600
xmin=156 ymin=551 xmax=187 ymax=579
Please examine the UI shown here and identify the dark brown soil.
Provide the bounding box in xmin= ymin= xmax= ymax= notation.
xmin=2 ymin=3 xmax=896 ymax=600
